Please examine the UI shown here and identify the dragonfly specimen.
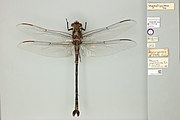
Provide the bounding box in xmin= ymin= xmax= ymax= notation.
xmin=17 ymin=18 xmax=137 ymax=117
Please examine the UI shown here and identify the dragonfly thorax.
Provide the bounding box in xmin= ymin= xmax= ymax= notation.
xmin=72 ymin=39 xmax=82 ymax=45
xmin=71 ymin=21 xmax=82 ymax=31
xmin=72 ymin=21 xmax=83 ymax=40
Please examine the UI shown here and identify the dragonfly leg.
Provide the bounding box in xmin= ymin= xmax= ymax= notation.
xmin=81 ymin=22 xmax=87 ymax=31
xmin=65 ymin=18 xmax=73 ymax=31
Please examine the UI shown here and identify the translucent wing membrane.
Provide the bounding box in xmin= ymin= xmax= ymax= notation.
xmin=83 ymin=19 xmax=136 ymax=42
xmin=80 ymin=39 xmax=136 ymax=57
xmin=17 ymin=19 xmax=136 ymax=57
xmin=17 ymin=23 xmax=72 ymax=42
xmin=18 ymin=40 xmax=73 ymax=57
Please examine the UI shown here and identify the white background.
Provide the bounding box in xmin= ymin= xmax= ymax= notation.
xmin=0 ymin=0 xmax=147 ymax=120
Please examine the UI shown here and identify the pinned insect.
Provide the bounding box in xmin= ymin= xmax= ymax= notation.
xmin=17 ymin=18 xmax=136 ymax=117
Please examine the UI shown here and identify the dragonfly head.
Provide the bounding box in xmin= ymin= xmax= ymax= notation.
xmin=71 ymin=21 xmax=82 ymax=31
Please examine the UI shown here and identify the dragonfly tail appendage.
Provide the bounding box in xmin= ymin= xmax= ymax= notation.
xmin=72 ymin=109 xmax=80 ymax=117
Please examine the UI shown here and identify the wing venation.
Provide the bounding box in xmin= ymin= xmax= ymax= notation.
xmin=18 ymin=40 xmax=73 ymax=57
xmin=80 ymin=39 xmax=136 ymax=57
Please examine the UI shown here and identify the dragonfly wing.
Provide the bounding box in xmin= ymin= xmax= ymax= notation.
xmin=83 ymin=19 xmax=136 ymax=41
xmin=18 ymin=40 xmax=73 ymax=57
xmin=17 ymin=23 xmax=72 ymax=42
xmin=80 ymin=39 xmax=136 ymax=57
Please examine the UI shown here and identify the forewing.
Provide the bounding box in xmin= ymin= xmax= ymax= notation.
xmin=83 ymin=19 xmax=136 ymax=41
xmin=80 ymin=39 xmax=136 ymax=57
xmin=17 ymin=23 xmax=72 ymax=42
xmin=18 ymin=40 xmax=73 ymax=57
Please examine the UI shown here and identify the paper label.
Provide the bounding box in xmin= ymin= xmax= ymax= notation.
xmin=147 ymin=43 xmax=156 ymax=48
xmin=147 ymin=3 xmax=175 ymax=10
xmin=148 ymin=58 xmax=168 ymax=68
xmin=148 ymin=48 xmax=169 ymax=57
xmin=147 ymin=37 xmax=159 ymax=43
xmin=148 ymin=69 xmax=162 ymax=75
xmin=147 ymin=17 xmax=160 ymax=28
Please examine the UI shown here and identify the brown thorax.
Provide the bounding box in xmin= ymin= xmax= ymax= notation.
xmin=71 ymin=21 xmax=83 ymax=39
